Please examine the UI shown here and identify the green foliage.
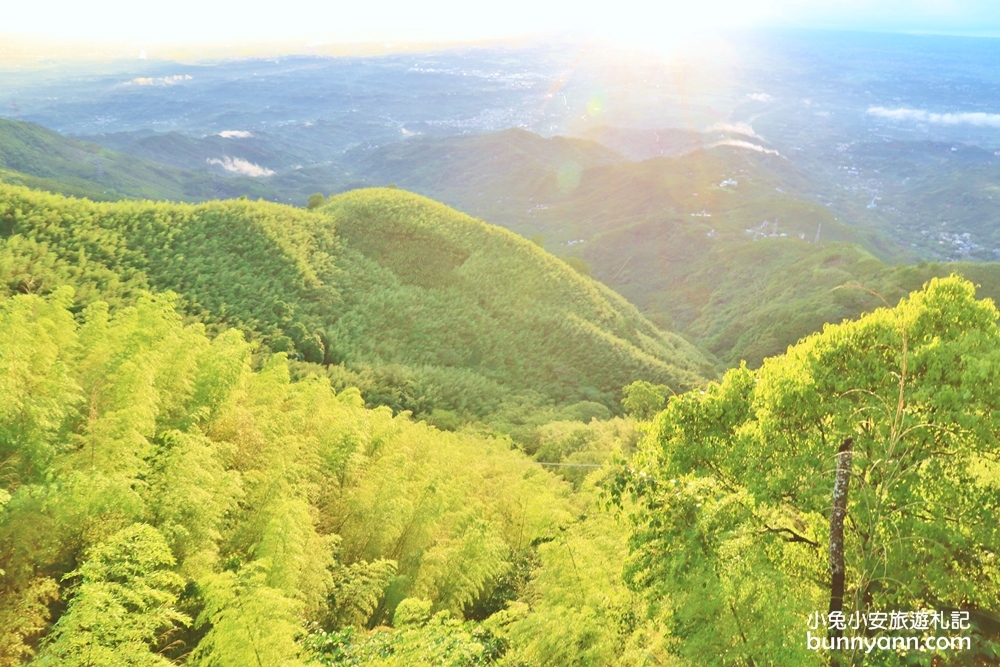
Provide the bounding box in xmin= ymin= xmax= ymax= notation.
xmin=9 ymin=142 xmax=1000 ymax=666
xmin=0 ymin=577 xmax=59 ymax=666
xmin=0 ymin=181 xmax=710 ymax=425
xmin=192 ymin=563 xmax=308 ymax=667
xmin=612 ymin=276 xmax=1000 ymax=665
xmin=563 ymin=256 xmax=591 ymax=276
xmin=307 ymin=612 xmax=503 ymax=667
xmin=33 ymin=524 xmax=188 ymax=667
xmin=530 ymin=417 xmax=639 ymax=488
xmin=494 ymin=483 xmax=673 ymax=667
xmin=620 ymin=380 xmax=670 ymax=420
xmin=0 ymin=119 xmax=269 ymax=202
xmin=394 ymin=598 xmax=434 ymax=627
xmin=308 ymin=193 xmax=327 ymax=209
xmin=0 ymin=288 xmax=590 ymax=666
xmin=322 ymin=188 xmax=710 ymax=410
xmin=597 ymin=231 xmax=1000 ymax=369
xmin=327 ymin=558 xmax=398 ymax=629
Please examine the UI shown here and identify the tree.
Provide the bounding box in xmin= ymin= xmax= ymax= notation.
xmin=620 ymin=380 xmax=670 ymax=421
xmin=307 ymin=193 xmax=326 ymax=210
xmin=32 ymin=524 xmax=188 ymax=667
xmin=611 ymin=277 xmax=1000 ymax=665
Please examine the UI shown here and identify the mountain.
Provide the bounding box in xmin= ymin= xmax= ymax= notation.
xmin=11 ymin=116 xmax=1000 ymax=373
xmin=321 ymin=131 xmax=1000 ymax=368
xmin=0 ymin=118 xmax=273 ymax=202
xmin=329 ymin=129 xmax=864 ymax=249
xmin=345 ymin=128 xmax=622 ymax=220
xmin=579 ymin=126 xmax=704 ymax=160
xmin=0 ymin=180 xmax=711 ymax=423
xmin=91 ymin=128 xmax=302 ymax=173
xmin=0 ymin=272 xmax=610 ymax=667
xmin=593 ymin=236 xmax=1000 ymax=366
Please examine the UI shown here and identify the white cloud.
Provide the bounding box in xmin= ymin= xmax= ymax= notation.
xmin=218 ymin=130 xmax=253 ymax=138
xmin=747 ymin=93 xmax=772 ymax=102
xmin=206 ymin=156 xmax=274 ymax=177
xmin=867 ymin=106 xmax=1000 ymax=128
xmin=707 ymin=139 xmax=781 ymax=156
xmin=708 ymin=121 xmax=761 ymax=139
xmin=128 ymin=74 xmax=191 ymax=86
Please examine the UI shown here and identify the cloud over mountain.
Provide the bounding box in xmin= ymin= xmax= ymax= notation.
xmin=868 ymin=106 xmax=1000 ymax=128
xmin=206 ymin=156 xmax=274 ymax=177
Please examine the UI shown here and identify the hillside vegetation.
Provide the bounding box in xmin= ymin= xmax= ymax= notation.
xmin=0 ymin=177 xmax=705 ymax=666
xmin=323 ymin=130 xmax=1000 ymax=368
xmin=612 ymin=276 xmax=1000 ymax=664
xmin=0 ymin=119 xmax=270 ymax=202
xmin=0 ymin=288 xmax=631 ymax=666
xmin=3 ymin=275 xmax=997 ymax=666
xmin=0 ymin=180 xmax=710 ymax=423
xmin=589 ymin=231 xmax=1000 ymax=366
xmin=2 ymin=124 xmax=999 ymax=665
xmin=10 ymin=117 xmax=1000 ymax=375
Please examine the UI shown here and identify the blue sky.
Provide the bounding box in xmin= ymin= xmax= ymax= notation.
xmin=4 ymin=0 xmax=1000 ymax=45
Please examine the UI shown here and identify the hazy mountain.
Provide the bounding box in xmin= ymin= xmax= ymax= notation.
xmin=0 ymin=117 xmax=270 ymax=201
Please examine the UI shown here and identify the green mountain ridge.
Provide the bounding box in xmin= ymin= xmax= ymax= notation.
xmin=320 ymin=128 xmax=1000 ymax=368
xmin=346 ymin=127 xmax=623 ymax=221
xmin=0 ymin=179 xmax=710 ymax=424
xmin=9 ymin=116 xmax=1000 ymax=373
xmin=0 ymin=118 xmax=271 ymax=202
xmin=606 ymin=237 xmax=1000 ymax=365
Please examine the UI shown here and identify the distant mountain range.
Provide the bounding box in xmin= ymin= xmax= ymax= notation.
xmin=0 ymin=118 xmax=270 ymax=201
xmin=4 ymin=113 xmax=1000 ymax=370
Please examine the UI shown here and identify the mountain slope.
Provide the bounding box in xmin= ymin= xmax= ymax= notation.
xmin=597 ymin=235 xmax=1000 ymax=367
xmin=0 ymin=181 xmax=710 ymax=420
xmin=579 ymin=125 xmax=712 ymax=160
xmin=0 ymin=118 xmax=271 ymax=201
xmin=322 ymin=189 xmax=710 ymax=403
xmin=347 ymin=128 xmax=622 ymax=224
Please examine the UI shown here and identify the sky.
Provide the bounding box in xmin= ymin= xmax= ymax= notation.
xmin=3 ymin=0 xmax=1000 ymax=48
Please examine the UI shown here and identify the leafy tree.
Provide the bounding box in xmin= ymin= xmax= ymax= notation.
xmin=611 ymin=276 xmax=1000 ymax=665
xmin=620 ymin=380 xmax=671 ymax=421
xmin=0 ymin=576 xmax=59 ymax=666
xmin=0 ymin=287 xmax=595 ymax=665
xmin=564 ymin=256 xmax=591 ymax=276
xmin=192 ymin=563 xmax=307 ymax=667
xmin=32 ymin=524 xmax=188 ymax=667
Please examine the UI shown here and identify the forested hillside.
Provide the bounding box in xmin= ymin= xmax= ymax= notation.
xmin=0 ymin=174 xmax=711 ymax=665
xmin=0 ymin=119 xmax=270 ymax=202
xmin=612 ymin=276 xmax=1000 ymax=664
xmin=0 ymin=180 xmax=710 ymax=426
xmin=590 ymin=233 xmax=1000 ymax=367
xmin=4 ymin=33 xmax=1000 ymax=666
xmin=345 ymin=128 xmax=623 ymax=225
xmin=12 ymin=116 xmax=1000 ymax=376
xmin=324 ymin=131 xmax=1000 ymax=368
xmin=3 ymin=275 xmax=997 ymax=666
xmin=0 ymin=288 xmax=642 ymax=665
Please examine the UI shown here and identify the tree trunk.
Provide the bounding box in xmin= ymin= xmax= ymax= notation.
xmin=829 ymin=437 xmax=854 ymax=639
